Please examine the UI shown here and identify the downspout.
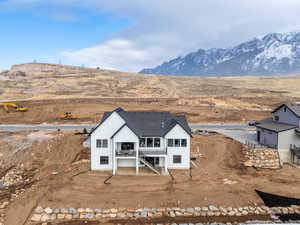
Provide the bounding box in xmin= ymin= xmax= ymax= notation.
xmin=276 ymin=132 xmax=282 ymax=168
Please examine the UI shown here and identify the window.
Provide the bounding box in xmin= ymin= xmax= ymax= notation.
xmin=168 ymin=139 xmax=187 ymax=147
xmin=96 ymin=139 xmax=102 ymax=148
xmin=147 ymin=138 xmax=154 ymax=147
xmin=96 ymin=139 xmax=108 ymax=148
xmin=168 ymin=139 xmax=174 ymax=147
xmin=174 ymin=139 xmax=180 ymax=147
xmin=100 ymin=156 xmax=109 ymax=165
xmin=181 ymin=139 xmax=187 ymax=147
xmin=140 ymin=138 xmax=161 ymax=148
xmin=284 ymin=107 xmax=287 ymax=112
xmin=274 ymin=115 xmax=279 ymax=121
xmin=154 ymin=138 xmax=161 ymax=147
xmin=102 ymin=139 xmax=108 ymax=148
xmin=140 ymin=138 xmax=146 ymax=147
xmin=173 ymin=155 xmax=182 ymax=164
xmin=121 ymin=142 xmax=134 ymax=150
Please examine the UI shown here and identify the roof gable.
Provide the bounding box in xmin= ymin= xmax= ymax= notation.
xmin=272 ymin=103 xmax=300 ymax=118
xmin=90 ymin=108 xmax=192 ymax=137
xmin=111 ymin=123 xmax=139 ymax=139
xmin=88 ymin=108 xmax=125 ymax=136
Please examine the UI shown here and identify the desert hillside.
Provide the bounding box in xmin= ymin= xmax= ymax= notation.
xmin=1 ymin=63 xmax=300 ymax=100
xmin=0 ymin=63 xmax=300 ymax=124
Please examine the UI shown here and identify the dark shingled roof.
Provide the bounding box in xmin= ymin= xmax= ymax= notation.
xmin=91 ymin=108 xmax=192 ymax=137
xmin=272 ymin=103 xmax=300 ymax=117
xmin=255 ymin=117 xmax=297 ymax=133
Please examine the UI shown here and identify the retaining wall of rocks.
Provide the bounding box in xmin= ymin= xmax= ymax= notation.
xmin=243 ymin=147 xmax=280 ymax=169
xmin=30 ymin=205 xmax=300 ymax=223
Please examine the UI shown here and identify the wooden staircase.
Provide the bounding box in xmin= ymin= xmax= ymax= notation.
xmin=139 ymin=157 xmax=160 ymax=175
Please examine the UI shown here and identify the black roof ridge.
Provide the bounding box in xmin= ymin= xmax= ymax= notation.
xmin=89 ymin=108 xmax=192 ymax=137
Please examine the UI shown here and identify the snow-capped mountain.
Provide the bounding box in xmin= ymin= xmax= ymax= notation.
xmin=139 ymin=32 xmax=300 ymax=76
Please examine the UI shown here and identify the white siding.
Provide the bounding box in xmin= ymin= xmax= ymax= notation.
xmin=117 ymin=159 xmax=136 ymax=167
xmin=90 ymin=112 xmax=125 ymax=170
xmin=113 ymin=125 xmax=139 ymax=171
xmin=165 ymin=124 xmax=190 ymax=169
xmin=113 ymin=125 xmax=139 ymax=143
xmin=278 ymin=129 xmax=300 ymax=163
xmin=273 ymin=106 xmax=299 ymax=126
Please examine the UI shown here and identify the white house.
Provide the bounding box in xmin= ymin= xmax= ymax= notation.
xmin=255 ymin=103 xmax=300 ymax=164
xmin=86 ymin=108 xmax=192 ymax=175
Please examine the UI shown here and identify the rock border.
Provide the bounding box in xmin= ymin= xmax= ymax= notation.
xmin=30 ymin=205 xmax=300 ymax=223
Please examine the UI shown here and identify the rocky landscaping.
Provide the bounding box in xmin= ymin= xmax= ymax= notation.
xmin=242 ymin=147 xmax=280 ymax=169
xmin=28 ymin=205 xmax=300 ymax=224
xmin=0 ymin=166 xmax=37 ymax=225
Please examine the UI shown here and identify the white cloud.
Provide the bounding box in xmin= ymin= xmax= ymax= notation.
xmin=62 ymin=39 xmax=169 ymax=72
xmin=3 ymin=0 xmax=300 ymax=72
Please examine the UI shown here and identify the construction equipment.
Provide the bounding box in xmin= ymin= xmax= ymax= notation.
xmin=59 ymin=112 xmax=77 ymax=120
xmin=0 ymin=103 xmax=28 ymax=113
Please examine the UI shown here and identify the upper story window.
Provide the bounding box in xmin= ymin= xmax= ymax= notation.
xmin=284 ymin=107 xmax=287 ymax=112
xmin=274 ymin=115 xmax=279 ymax=121
xmin=96 ymin=139 xmax=108 ymax=148
xmin=168 ymin=139 xmax=187 ymax=147
xmin=154 ymin=138 xmax=161 ymax=147
xmin=140 ymin=137 xmax=161 ymax=148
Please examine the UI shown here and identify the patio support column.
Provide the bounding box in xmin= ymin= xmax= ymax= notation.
xmin=136 ymin=143 xmax=139 ymax=175
xmin=164 ymin=157 xmax=168 ymax=174
xmin=113 ymin=142 xmax=116 ymax=175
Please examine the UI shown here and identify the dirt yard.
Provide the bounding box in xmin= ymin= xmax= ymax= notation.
xmin=1 ymin=131 xmax=300 ymax=225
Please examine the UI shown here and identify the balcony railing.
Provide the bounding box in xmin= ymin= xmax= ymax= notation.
xmin=139 ymin=148 xmax=167 ymax=155
xmin=115 ymin=149 xmax=167 ymax=157
xmin=115 ymin=150 xmax=136 ymax=157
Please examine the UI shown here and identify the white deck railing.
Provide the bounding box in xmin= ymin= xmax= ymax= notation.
xmin=115 ymin=148 xmax=167 ymax=157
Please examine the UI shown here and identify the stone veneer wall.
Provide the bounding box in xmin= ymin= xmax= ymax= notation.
xmin=29 ymin=205 xmax=300 ymax=223
xmin=242 ymin=147 xmax=280 ymax=169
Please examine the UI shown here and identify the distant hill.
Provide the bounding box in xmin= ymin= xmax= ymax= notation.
xmin=140 ymin=32 xmax=300 ymax=76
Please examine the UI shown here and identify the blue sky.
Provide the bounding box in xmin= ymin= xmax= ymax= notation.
xmin=1 ymin=0 xmax=300 ymax=72
xmin=0 ymin=3 xmax=131 ymax=70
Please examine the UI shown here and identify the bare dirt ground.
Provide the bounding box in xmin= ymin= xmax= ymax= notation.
xmin=1 ymin=63 xmax=300 ymax=124
xmin=1 ymin=131 xmax=300 ymax=225
xmin=0 ymin=97 xmax=287 ymax=124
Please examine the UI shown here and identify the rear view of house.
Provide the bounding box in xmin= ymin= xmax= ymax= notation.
xmin=86 ymin=108 xmax=192 ymax=175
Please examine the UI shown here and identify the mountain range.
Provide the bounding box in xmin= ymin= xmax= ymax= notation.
xmin=140 ymin=32 xmax=300 ymax=76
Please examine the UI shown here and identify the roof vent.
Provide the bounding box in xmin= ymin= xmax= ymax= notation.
xmin=161 ymin=121 xmax=165 ymax=128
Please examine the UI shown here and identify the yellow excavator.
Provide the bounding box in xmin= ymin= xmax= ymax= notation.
xmin=59 ymin=112 xmax=77 ymax=120
xmin=0 ymin=103 xmax=28 ymax=113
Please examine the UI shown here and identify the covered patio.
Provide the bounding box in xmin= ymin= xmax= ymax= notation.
xmin=290 ymin=144 xmax=300 ymax=165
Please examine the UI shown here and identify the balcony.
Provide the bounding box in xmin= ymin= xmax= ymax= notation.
xmin=115 ymin=149 xmax=167 ymax=157
xmin=139 ymin=148 xmax=167 ymax=156
xmin=115 ymin=150 xmax=136 ymax=157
